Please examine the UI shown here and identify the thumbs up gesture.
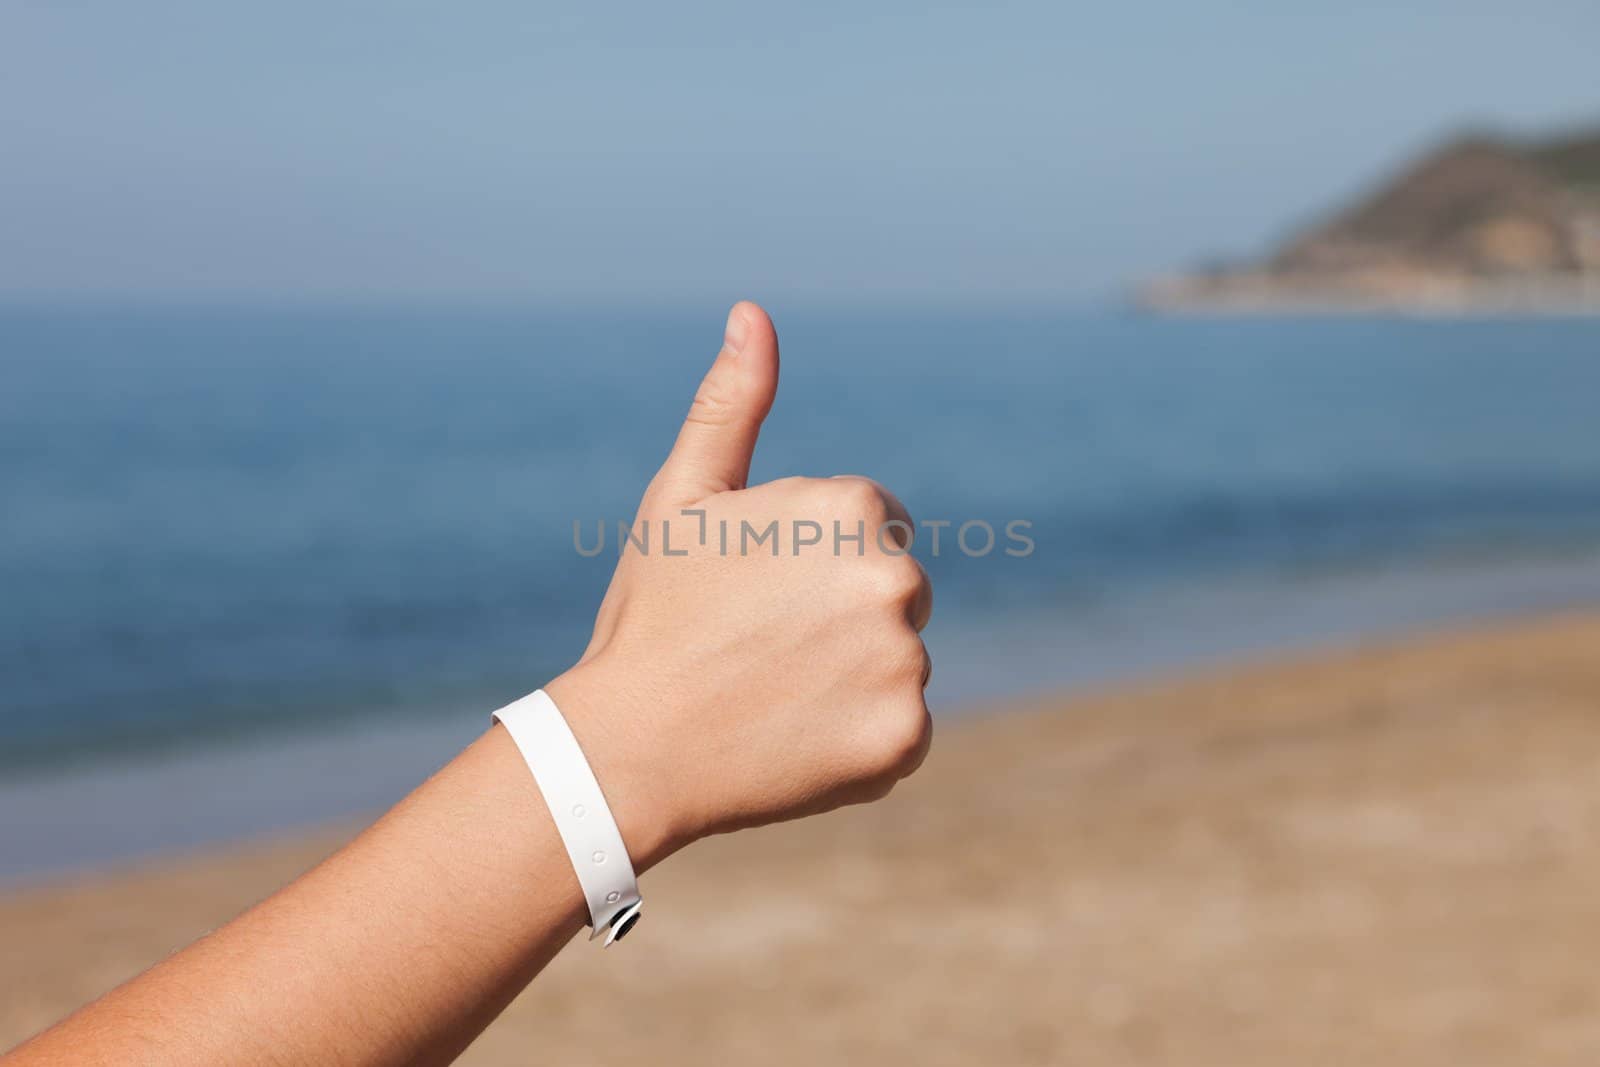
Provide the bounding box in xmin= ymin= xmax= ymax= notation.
xmin=546 ymin=302 xmax=933 ymax=867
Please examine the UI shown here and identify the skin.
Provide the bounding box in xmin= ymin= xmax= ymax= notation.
xmin=4 ymin=301 xmax=933 ymax=1067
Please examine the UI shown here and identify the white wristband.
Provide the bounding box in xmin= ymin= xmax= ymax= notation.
xmin=491 ymin=689 xmax=643 ymax=946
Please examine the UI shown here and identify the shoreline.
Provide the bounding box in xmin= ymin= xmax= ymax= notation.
xmin=4 ymin=546 xmax=1600 ymax=887
xmin=5 ymin=610 xmax=1600 ymax=1063
xmin=1139 ymin=302 xmax=1600 ymax=318
xmin=1132 ymin=275 xmax=1600 ymax=317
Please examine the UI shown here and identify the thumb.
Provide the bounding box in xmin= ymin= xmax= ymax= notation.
xmin=649 ymin=301 xmax=780 ymax=506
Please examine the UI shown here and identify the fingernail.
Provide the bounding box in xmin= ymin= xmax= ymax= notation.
xmin=722 ymin=304 xmax=748 ymax=357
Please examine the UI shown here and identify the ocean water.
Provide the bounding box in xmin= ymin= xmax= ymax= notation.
xmin=4 ymin=305 xmax=1600 ymax=780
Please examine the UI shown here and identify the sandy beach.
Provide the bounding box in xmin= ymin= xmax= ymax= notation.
xmin=4 ymin=612 xmax=1599 ymax=1065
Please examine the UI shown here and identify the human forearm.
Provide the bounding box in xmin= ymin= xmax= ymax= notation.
xmin=7 ymin=722 xmax=670 ymax=1066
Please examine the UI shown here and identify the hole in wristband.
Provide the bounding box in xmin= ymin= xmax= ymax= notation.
xmin=572 ymin=804 xmax=587 ymax=818
xmin=592 ymin=850 xmax=607 ymax=864
xmin=606 ymin=890 xmax=620 ymax=903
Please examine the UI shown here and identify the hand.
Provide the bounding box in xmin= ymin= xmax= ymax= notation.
xmin=3 ymin=301 xmax=935 ymax=1067
xmin=546 ymin=302 xmax=933 ymax=864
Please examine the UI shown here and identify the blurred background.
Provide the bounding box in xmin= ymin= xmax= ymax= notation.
xmin=3 ymin=3 xmax=1599 ymax=1063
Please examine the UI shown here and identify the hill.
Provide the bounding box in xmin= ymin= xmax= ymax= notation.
xmin=1141 ymin=126 xmax=1600 ymax=313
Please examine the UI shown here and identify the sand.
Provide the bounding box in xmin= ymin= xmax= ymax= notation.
xmin=3 ymin=613 xmax=1599 ymax=1065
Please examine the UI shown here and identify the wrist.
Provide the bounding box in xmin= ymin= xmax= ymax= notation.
xmin=542 ymin=661 xmax=695 ymax=872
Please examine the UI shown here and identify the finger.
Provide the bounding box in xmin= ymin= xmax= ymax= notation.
xmin=649 ymin=301 xmax=780 ymax=506
xmin=830 ymin=476 xmax=930 ymax=629
xmin=908 ymin=557 xmax=933 ymax=632
xmin=901 ymin=703 xmax=934 ymax=777
xmin=830 ymin=475 xmax=915 ymax=548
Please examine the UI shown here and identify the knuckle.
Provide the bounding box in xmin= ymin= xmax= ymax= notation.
xmin=831 ymin=476 xmax=888 ymax=520
xmin=902 ymin=708 xmax=934 ymax=776
xmin=879 ymin=516 xmax=914 ymax=551
xmin=868 ymin=699 xmax=933 ymax=778
xmin=870 ymin=556 xmax=925 ymax=606
xmin=885 ymin=631 xmax=928 ymax=682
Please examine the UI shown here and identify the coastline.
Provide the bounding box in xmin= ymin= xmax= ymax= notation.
xmin=1134 ymin=275 xmax=1600 ymax=317
xmin=5 ymin=610 xmax=1600 ymax=1063
xmin=4 ymin=546 xmax=1600 ymax=887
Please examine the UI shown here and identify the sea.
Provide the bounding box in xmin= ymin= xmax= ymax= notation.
xmin=3 ymin=304 xmax=1599 ymax=880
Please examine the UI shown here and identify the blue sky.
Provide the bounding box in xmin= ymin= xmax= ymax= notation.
xmin=3 ymin=1 xmax=1596 ymax=305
